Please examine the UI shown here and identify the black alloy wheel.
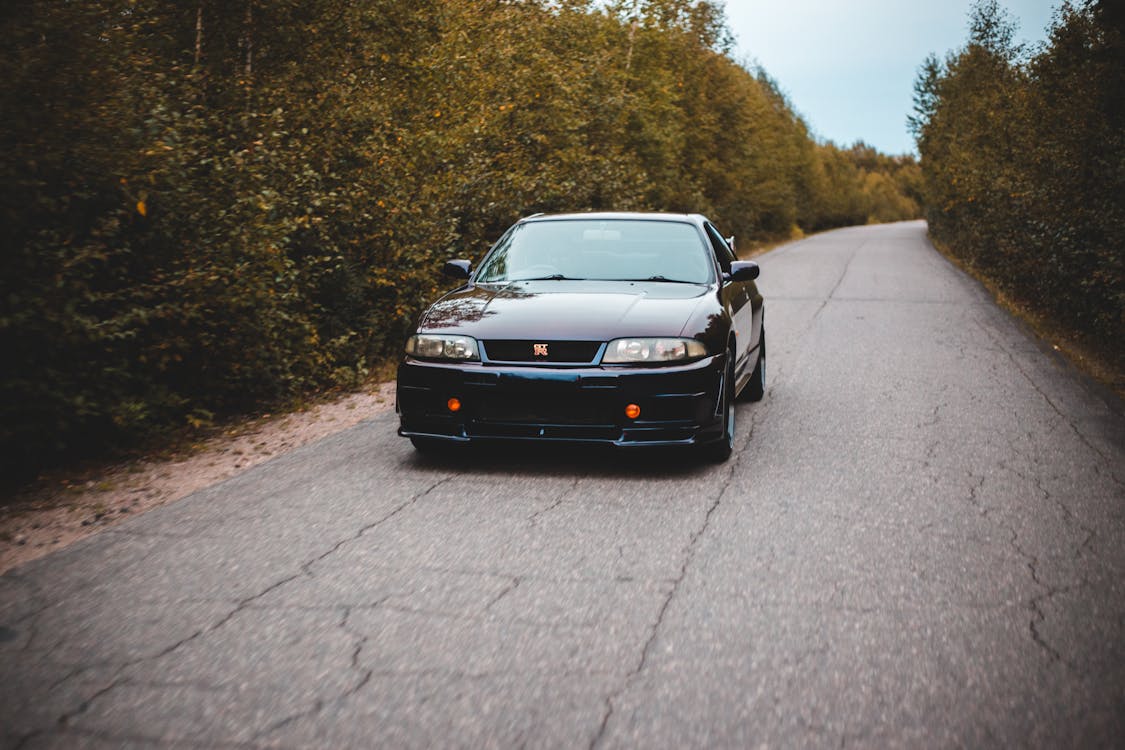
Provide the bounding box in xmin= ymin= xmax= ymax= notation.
xmin=743 ymin=329 xmax=766 ymax=402
xmin=704 ymin=352 xmax=736 ymax=462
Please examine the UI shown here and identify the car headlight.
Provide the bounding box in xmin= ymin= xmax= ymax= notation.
xmin=602 ymin=337 xmax=707 ymax=364
xmin=405 ymin=334 xmax=480 ymax=361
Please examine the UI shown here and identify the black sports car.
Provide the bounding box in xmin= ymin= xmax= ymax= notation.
xmin=396 ymin=212 xmax=765 ymax=461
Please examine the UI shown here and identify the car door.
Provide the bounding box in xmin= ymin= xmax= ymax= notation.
xmin=704 ymin=222 xmax=754 ymax=374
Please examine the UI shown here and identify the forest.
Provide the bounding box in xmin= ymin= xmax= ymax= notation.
xmin=912 ymin=0 xmax=1123 ymax=375
xmin=1 ymin=0 xmax=920 ymax=475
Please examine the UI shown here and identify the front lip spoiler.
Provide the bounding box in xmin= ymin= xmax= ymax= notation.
xmin=397 ymin=428 xmax=719 ymax=449
xmin=398 ymin=429 xmax=471 ymax=443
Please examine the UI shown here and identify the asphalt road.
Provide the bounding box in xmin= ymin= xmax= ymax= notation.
xmin=3 ymin=221 xmax=1124 ymax=748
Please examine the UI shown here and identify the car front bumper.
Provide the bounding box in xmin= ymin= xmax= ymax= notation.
xmin=396 ymin=354 xmax=726 ymax=447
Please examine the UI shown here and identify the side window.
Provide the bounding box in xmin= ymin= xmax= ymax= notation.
xmin=704 ymin=223 xmax=736 ymax=273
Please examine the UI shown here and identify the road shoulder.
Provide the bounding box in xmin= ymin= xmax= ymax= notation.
xmin=0 ymin=381 xmax=397 ymax=574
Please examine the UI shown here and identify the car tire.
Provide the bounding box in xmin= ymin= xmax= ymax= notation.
xmin=704 ymin=353 xmax=736 ymax=463
xmin=742 ymin=329 xmax=766 ymax=402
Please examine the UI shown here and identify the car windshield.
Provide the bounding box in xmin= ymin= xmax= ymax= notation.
xmin=475 ymin=219 xmax=714 ymax=284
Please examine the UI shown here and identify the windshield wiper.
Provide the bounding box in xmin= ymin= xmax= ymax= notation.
xmin=513 ymin=274 xmax=585 ymax=281
xmin=619 ymin=275 xmax=704 ymax=284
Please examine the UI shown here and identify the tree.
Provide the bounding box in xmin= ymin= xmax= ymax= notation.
xmin=911 ymin=0 xmax=1122 ymax=365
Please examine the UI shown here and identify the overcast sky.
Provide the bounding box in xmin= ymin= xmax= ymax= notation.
xmin=723 ymin=1 xmax=1059 ymax=155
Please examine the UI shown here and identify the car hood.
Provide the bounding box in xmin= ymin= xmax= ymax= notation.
xmin=418 ymin=280 xmax=714 ymax=340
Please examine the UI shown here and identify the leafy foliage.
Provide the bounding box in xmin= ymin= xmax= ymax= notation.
xmin=1 ymin=0 xmax=918 ymax=475
xmin=912 ymin=0 xmax=1123 ymax=365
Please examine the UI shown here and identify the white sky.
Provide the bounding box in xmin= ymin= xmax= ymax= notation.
xmin=723 ymin=0 xmax=1059 ymax=155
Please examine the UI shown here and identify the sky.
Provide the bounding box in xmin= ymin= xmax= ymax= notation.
xmin=723 ymin=1 xmax=1059 ymax=155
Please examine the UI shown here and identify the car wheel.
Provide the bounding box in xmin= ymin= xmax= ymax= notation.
xmin=742 ymin=329 xmax=766 ymax=402
xmin=704 ymin=353 xmax=735 ymax=463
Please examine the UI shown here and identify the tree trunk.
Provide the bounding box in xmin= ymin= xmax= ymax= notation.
xmin=244 ymin=1 xmax=253 ymax=80
xmin=194 ymin=4 xmax=203 ymax=67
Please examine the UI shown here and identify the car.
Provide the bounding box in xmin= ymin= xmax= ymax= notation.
xmin=396 ymin=212 xmax=765 ymax=461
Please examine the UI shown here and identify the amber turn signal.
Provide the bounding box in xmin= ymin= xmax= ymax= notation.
xmin=624 ymin=403 xmax=641 ymax=419
xmin=447 ymin=397 xmax=462 ymax=412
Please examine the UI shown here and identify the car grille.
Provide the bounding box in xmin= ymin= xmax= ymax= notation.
xmin=481 ymin=340 xmax=601 ymax=364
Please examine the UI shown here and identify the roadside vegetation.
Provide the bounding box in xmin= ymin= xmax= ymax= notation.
xmin=1 ymin=0 xmax=919 ymax=478
xmin=911 ymin=0 xmax=1123 ymax=386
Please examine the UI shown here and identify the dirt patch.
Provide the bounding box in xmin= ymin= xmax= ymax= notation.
xmin=0 ymin=381 xmax=397 ymax=575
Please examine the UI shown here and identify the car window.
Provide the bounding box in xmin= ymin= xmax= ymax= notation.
xmin=475 ymin=220 xmax=715 ymax=284
xmin=703 ymin=223 xmax=736 ymax=273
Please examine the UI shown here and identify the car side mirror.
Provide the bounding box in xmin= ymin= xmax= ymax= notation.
xmin=442 ymin=259 xmax=472 ymax=280
xmin=727 ymin=260 xmax=759 ymax=282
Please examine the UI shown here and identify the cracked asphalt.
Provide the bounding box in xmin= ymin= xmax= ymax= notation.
xmin=3 ymin=220 xmax=1124 ymax=748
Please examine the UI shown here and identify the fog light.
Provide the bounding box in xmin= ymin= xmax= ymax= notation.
xmin=624 ymin=403 xmax=641 ymax=419
xmin=447 ymin=397 xmax=462 ymax=412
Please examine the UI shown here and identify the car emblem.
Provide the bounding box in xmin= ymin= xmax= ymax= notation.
xmin=533 ymin=343 xmax=549 ymax=357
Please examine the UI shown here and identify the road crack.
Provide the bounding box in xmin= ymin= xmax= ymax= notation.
xmin=298 ymin=476 xmax=454 ymax=580
xmin=484 ymin=576 xmax=522 ymax=611
xmin=527 ymin=478 xmax=580 ymax=529
xmin=589 ymin=412 xmax=759 ymax=749
xmin=25 ymin=477 xmax=454 ymax=747
xmin=251 ymin=605 xmax=376 ymax=741
xmin=962 ymin=471 xmax=1083 ymax=669
xmin=809 ymin=240 xmax=864 ymax=324
xmin=973 ymin=317 xmax=1123 ymax=481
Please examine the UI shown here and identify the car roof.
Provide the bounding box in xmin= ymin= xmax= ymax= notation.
xmin=518 ymin=211 xmax=708 ymax=227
